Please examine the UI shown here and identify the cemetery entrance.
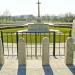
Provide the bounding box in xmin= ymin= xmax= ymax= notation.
xmin=16 ymin=31 xmax=56 ymax=59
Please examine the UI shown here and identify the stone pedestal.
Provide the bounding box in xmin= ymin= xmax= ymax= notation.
xmin=72 ymin=20 xmax=75 ymax=51
xmin=72 ymin=20 xmax=75 ymax=44
xmin=65 ymin=37 xmax=73 ymax=65
xmin=0 ymin=38 xmax=4 ymax=64
xmin=18 ymin=38 xmax=26 ymax=65
xmin=42 ymin=37 xmax=49 ymax=65
xmin=28 ymin=24 xmax=49 ymax=32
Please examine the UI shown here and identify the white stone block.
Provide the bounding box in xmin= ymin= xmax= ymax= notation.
xmin=0 ymin=38 xmax=4 ymax=64
xmin=18 ymin=38 xmax=26 ymax=65
xmin=65 ymin=37 xmax=73 ymax=65
xmin=72 ymin=20 xmax=75 ymax=44
xmin=28 ymin=24 xmax=49 ymax=32
xmin=42 ymin=37 xmax=49 ymax=65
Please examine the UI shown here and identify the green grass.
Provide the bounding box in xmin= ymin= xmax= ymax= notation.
xmin=2 ymin=33 xmax=70 ymax=43
xmin=49 ymin=26 xmax=71 ymax=34
xmin=0 ymin=26 xmax=71 ymax=43
xmin=0 ymin=20 xmax=15 ymax=24
xmin=0 ymin=27 xmax=27 ymax=32
xmin=0 ymin=26 xmax=71 ymax=33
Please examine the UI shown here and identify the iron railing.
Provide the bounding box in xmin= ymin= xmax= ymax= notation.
xmin=0 ymin=31 xmax=71 ymax=58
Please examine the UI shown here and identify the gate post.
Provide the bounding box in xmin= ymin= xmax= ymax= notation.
xmin=53 ymin=32 xmax=56 ymax=56
xmin=35 ymin=33 xmax=37 ymax=59
xmin=18 ymin=38 xmax=26 ymax=65
xmin=0 ymin=38 xmax=4 ymax=64
xmin=65 ymin=37 xmax=73 ymax=65
xmin=42 ymin=37 xmax=49 ymax=65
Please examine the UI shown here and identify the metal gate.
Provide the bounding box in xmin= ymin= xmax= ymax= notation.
xmin=0 ymin=31 xmax=70 ymax=58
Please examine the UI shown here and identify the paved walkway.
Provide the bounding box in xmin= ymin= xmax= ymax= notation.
xmin=0 ymin=57 xmax=75 ymax=75
xmin=1 ymin=43 xmax=75 ymax=75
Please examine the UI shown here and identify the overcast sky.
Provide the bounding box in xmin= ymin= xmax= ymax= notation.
xmin=0 ymin=0 xmax=75 ymax=16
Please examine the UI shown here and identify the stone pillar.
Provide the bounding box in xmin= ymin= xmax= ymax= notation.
xmin=65 ymin=37 xmax=73 ymax=65
xmin=72 ymin=20 xmax=75 ymax=44
xmin=18 ymin=38 xmax=26 ymax=65
xmin=72 ymin=20 xmax=75 ymax=51
xmin=42 ymin=37 xmax=49 ymax=65
xmin=0 ymin=38 xmax=4 ymax=64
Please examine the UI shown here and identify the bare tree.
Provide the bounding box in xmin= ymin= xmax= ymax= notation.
xmin=2 ymin=9 xmax=11 ymax=23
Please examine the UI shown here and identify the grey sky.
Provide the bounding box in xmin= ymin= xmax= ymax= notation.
xmin=0 ymin=0 xmax=75 ymax=16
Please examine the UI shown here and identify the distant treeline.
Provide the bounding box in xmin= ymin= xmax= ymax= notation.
xmin=0 ymin=12 xmax=75 ymax=23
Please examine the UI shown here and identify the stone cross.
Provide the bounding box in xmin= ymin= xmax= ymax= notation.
xmin=18 ymin=38 xmax=26 ymax=65
xmin=65 ymin=37 xmax=74 ymax=65
xmin=42 ymin=37 xmax=49 ymax=65
xmin=37 ymin=0 xmax=41 ymax=23
xmin=0 ymin=38 xmax=4 ymax=65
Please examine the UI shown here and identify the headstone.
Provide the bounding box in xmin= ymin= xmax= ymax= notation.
xmin=0 ymin=38 xmax=4 ymax=64
xmin=42 ymin=37 xmax=49 ymax=65
xmin=18 ymin=38 xmax=26 ymax=65
xmin=65 ymin=37 xmax=73 ymax=65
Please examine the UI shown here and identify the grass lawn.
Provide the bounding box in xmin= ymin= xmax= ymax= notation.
xmin=2 ymin=32 xmax=69 ymax=43
xmin=0 ymin=27 xmax=27 ymax=32
xmin=0 ymin=26 xmax=71 ymax=43
xmin=49 ymin=26 xmax=71 ymax=34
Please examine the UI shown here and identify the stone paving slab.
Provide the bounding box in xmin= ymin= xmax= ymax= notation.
xmin=0 ymin=57 xmax=75 ymax=75
xmin=0 ymin=57 xmax=18 ymax=75
xmin=27 ymin=60 xmax=45 ymax=75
